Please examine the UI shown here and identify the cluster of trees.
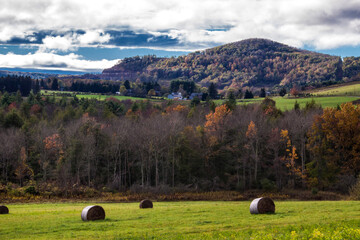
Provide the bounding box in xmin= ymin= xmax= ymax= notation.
xmin=342 ymin=57 xmax=360 ymax=81
xmin=70 ymin=81 xmax=120 ymax=94
xmin=170 ymin=80 xmax=196 ymax=95
xmin=100 ymin=39 xmax=348 ymax=93
xmin=0 ymin=88 xmax=359 ymax=194
xmin=0 ymin=75 xmax=37 ymax=96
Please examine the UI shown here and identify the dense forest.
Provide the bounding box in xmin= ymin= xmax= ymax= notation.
xmin=0 ymin=86 xmax=359 ymax=196
xmin=101 ymin=39 xmax=358 ymax=92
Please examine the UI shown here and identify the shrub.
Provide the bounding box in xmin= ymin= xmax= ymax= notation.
xmin=349 ymin=178 xmax=360 ymax=200
xmin=260 ymin=178 xmax=276 ymax=191
xmin=311 ymin=187 xmax=318 ymax=195
xmin=24 ymin=186 xmax=37 ymax=195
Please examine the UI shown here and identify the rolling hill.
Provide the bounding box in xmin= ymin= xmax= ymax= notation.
xmin=101 ymin=38 xmax=346 ymax=92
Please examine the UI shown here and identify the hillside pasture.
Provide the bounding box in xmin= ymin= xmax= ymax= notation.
xmin=272 ymin=96 xmax=359 ymax=110
xmin=227 ymin=96 xmax=359 ymax=111
xmin=305 ymin=81 xmax=360 ymax=96
xmin=1 ymin=201 xmax=360 ymax=239
xmin=41 ymin=90 xmax=359 ymax=110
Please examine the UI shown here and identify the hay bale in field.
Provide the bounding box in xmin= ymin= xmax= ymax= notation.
xmin=81 ymin=205 xmax=105 ymax=221
xmin=0 ymin=205 xmax=9 ymax=214
xmin=139 ymin=199 xmax=153 ymax=209
xmin=250 ymin=197 xmax=275 ymax=214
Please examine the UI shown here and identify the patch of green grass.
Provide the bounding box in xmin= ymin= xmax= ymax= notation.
xmin=307 ymin=82 xmax=360 ymax=96
xmin=1 ymin=201 xmax=360 ymax=239
xmin=75 ymin=94 xmax=146 ymax=101
xmin=41 ymin=90 xmax=160 ymax=102
xmin=273 ymin=96 xmax=359 ymax=111
xmin=219 ymin=96 xmax=359 ymax=111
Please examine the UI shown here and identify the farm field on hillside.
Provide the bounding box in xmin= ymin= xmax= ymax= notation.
xmin=230 ymin=96 xmax=359 ymax=111
xmin=42 ymin=90 xmax=359 ymax=110
xmin=272 ymin=96 xmax=359 ymax=110
xmin=307 ymin=82 xmax=360 ymax=96
xmin=1 ymin=201 xmax=360 ymax=239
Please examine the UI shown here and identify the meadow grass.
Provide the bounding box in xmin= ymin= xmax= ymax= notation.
xmin=226 ymin=96 xmax=358 ymax=111
xmin=272 ymin=96 xmax=359 ymax=111
xmin=41 ymin=90 xmax=359 ymax=110
xmin=75 ymin=94 xmax=146 ymax=101
xmin=1 ymin=201 xmax=360 ymax=239
xmin=307 ymin=82 xmax=360 ymax=96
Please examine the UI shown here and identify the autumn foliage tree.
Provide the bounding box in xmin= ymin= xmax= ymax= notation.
xmin=246 ymin=121 xmax=260 ymax=183
xmin=205 ymin=104 xmax=231 ymax=134
xmin=308 ymin=103 xmax=360 ymax=189
xmin=280 ymin=129 xmax=303 ymax=188
xmin=15 ymin=147 xmax=33 ymax=186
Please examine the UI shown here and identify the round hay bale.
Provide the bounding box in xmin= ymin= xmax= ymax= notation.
xmin=250 ymin=197 xmax=275 ymax=214
xmin=0 ymin=205 xmax=9 ymax=214
xmin=139 ymin=199 xmax=153 ymax=209
xmin=81 ymin=205 xmax=105 ymax=221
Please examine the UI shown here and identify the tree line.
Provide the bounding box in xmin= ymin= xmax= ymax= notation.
xmin=0 ymin=89 xmax=359 ymax=195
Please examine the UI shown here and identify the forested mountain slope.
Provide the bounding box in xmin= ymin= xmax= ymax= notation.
xmin=102 ymin=38 xmax=345 ymax=91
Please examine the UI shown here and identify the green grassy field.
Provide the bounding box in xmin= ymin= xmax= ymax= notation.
xmin=1 ymin=201 xmax=360 ymax=239
xmin=306 ymin=82 xmax=360 ymax=96
xmin=41 ymin=90 xmax=359 ymax=110
xmin=75 ymin=94 xmax=146 ymax=101
xmin=272 ymin=96 xmax=359 ymax=110
xmin=218 ymin=96 xmax=359 ymax=111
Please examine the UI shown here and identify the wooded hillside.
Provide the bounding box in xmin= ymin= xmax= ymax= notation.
xmin=102 ymin=39 xmax=347 ymax=91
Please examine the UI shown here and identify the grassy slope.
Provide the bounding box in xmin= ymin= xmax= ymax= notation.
xmin=1 ymin=201 xmax=360 ymax=239
xmin=215 ymin=96 xmax=358 ymax=111
xmin=305 ymin=81 xmax=360 ymax=96
xmin=272 ymin=96 xmax=359 ymax=110
xmin=42 ymin=90 xmax=359 ymax=110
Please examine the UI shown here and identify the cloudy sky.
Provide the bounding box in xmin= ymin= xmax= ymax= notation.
xmin=1 ymin=0 xmax=360 ymax=73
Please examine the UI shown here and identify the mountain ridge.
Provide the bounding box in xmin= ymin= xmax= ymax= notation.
xmin=101 ymin=38 xmax=345 ymax=91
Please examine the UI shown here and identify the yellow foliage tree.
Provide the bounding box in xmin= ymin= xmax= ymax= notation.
xmin=281 ymin=129 xmax=303 ymax=188
xmin=204 ymin=104 xmax=231 ymax=132
xmin=246 ymin=121 xmax=260 ymax=182
xmin=307 ymin=103 xmax=360 ymax=187
xmin=15 ymin=147 xmax=34 ymax=186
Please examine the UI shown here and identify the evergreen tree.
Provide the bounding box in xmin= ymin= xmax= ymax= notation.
xmin=259 ymin=88 xmax=266 ymax=98
xmin=237 ymin=89 xmax=243 ymax=99
xmin=279 ymin=88 xmax=287 ymax=97
xmin=124 ymin=80 xmax=131 ymax=90
xmin=40 ymin=79 xmax=46 ymax=89
xmin=225 ymin=91 xmax=236 ymax=110
xmin=201 ymin=92 xmax=208 ymax=101
xmin=190 ymin=96 xmax=200 ymax=107
xmin=244 ymin=89 xmax=254 ymax=99
xmin=208 ymin=83 xmax=218 ymax=99
xmin=294 ymin=100 xmax=300 ymax=111
xmin=4 ymin=110 xmax=23 ymax=128
xmin=51 ymin=78 xmax=59 ymax=90
xmin=34 ymin=79 xmax=40 ymax=94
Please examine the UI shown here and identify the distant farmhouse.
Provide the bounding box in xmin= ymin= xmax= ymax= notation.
xmin=189 ymin=92 xmax=203 ymax=100
xmin=167 ymin=92 xmax=183 ymax=100
xmin=167 ymin=92 xmax=203 ymax=100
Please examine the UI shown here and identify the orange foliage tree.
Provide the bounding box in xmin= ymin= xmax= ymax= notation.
xmin=280 ymin=129 xmax=303 ymax=188
xmin=41 ymin=133 xmax=64 ymax=180
xmin=307 ymin=103 xmax=360 ymax=188
xmin=15 ymin=147 xmax=34 ymax=186
xmin=205 ymin=104 xmax=231 ymax=132
xmin=245 ymin=121 xmax=263 ymax=183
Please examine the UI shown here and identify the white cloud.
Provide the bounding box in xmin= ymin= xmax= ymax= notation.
xmin=38 ymin=30 xmax=111 ymax=51
xmin=0 ymin=52 xmax=118 ymax=72
xmin=1 ymin=0 xmax=360 ymax=50
xmin=41 ymin=35 xmax=73 ymax=51
xmin=78 ymin=30 xmax=111 ymax=45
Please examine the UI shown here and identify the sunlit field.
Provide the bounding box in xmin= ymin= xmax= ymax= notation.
xmin=1 ymin=201 xmax=360 ymax=239
xmin=307 ymin=82 xmax=360 ymax=96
